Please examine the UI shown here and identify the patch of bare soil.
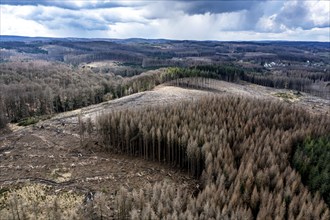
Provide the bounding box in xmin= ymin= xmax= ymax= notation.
xmin=0 ymin=125 xmax=196 ymax=193
xmin=1 ymin=79 xmax=328 ymax=217
xmin=1 ymin=86 xmax=206 ymax=217
xmin=1 ymin=85 xmax=211 ymax=190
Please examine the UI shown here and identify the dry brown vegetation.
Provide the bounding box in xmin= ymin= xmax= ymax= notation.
xmin=0 ymin=86 xmax=204 ymax=219
xmin=1 ymin=38 xmax=330 ymax=219
xmin=95 ymin=96 xmax=330 ymax=219
xmin=1 ymin=80 xmax=329 ymax=219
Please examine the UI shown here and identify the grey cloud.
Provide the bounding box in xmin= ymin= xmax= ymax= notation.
xmin=39 ymin=19 xmax=109 ymax=31
xmin=178 ymin=1 xmax=269 ymax=32
xmin=38 ymin=19 xmax=109 ymax=31
xmin=47 ymin=17 xmax=109 ymax=31
xmin=181 ymin=0 xmax=266 ymax=14
xmin=2 ymin=0 xmax=267 ymax=13
xmin=275 ymin=2 xmax=313 ymax=29
xmin=142 ymin=1 xmax=278 ymax=32
xmin=1 ymin=0 xmax=329 ymax=40
xmin=15 ymin=6 xmax=111 ymax=31
xmin=274 ymin=1 xmax=329 ymax=30
xmin=65 ymin=19 xmax=109 ymax=31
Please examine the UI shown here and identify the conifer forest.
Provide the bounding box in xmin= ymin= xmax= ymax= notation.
xmin=0 ymin=37 xmax=329 ymax=219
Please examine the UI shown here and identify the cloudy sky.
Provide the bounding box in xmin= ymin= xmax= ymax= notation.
xmin=1 ymin=0 xmax=329 ymax=41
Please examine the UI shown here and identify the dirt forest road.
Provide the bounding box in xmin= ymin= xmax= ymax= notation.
xmin=0 ymin=80 xmax=329 ymax=211
xmin=40 ymin=79 xmax=330 ymax=129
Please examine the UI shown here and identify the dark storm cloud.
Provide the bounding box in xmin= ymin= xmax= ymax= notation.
xmin=176 ymin=0 xmax=269 ymax=32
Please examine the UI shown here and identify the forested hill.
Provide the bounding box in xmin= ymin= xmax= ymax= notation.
xmin=0 ymin=37 xmax=330 ymax=219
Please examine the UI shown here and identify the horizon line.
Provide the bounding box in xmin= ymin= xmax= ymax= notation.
xmin=1 ymin=35 xmax=330 ymax=43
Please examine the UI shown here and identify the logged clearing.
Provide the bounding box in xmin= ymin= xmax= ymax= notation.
xmin=0 ymin=79 xmax=329 ymax=217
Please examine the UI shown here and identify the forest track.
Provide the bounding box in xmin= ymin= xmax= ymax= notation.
xmin=32 ymin=80 xmax=329 ymax=135
xmin=1 ymin=79 xmax=329 ymax=216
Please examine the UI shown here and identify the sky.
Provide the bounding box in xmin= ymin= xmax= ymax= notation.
xmin=0 ymin=0 xmax=329 ymax=41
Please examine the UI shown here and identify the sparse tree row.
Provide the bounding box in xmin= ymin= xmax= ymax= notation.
xmin=96 ymin=96 xmax=330 ymax=219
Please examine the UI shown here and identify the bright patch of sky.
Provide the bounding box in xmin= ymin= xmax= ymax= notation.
xmin=1 ymin=0 xmax=329 ymax=41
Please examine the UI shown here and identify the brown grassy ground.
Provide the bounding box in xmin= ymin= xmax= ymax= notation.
xmin=1 ymin=79 xmax=329 ymax=218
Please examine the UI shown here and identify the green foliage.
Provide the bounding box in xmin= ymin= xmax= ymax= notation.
xmin=293 ymin=136 xmax=330 ymax=206
xmin=16 ymin=114 xmax=52 ymax=127
xmin=163 ymin=65 xmax=244 ymax=83
xmin=17 ymin=117 xmax=39 ymax=126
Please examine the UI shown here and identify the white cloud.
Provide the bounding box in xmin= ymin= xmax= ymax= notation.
xmin=306 ymin=0 xmax=330 ymax=27
xmin=0 ymin=1 xmax=329 ymax=41
xmin=107 ymin=11 xmax=250 ymax=40
xmin=274 ymin=0 xmax=330 ymax=30
xmin=0 ymin=5 xmax=51 ymax=37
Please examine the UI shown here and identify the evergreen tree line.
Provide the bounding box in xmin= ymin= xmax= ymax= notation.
xmin=293 ymin=136 xmax=330 ymax=206
xmin=163 ymin=66 xmax=244 ymax=83
xmin=96 ymin=96 xmax=330 ymax=219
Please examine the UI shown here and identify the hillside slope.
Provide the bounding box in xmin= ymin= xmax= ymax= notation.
xmin=1 ymin=80 xmax=329 ymax=218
